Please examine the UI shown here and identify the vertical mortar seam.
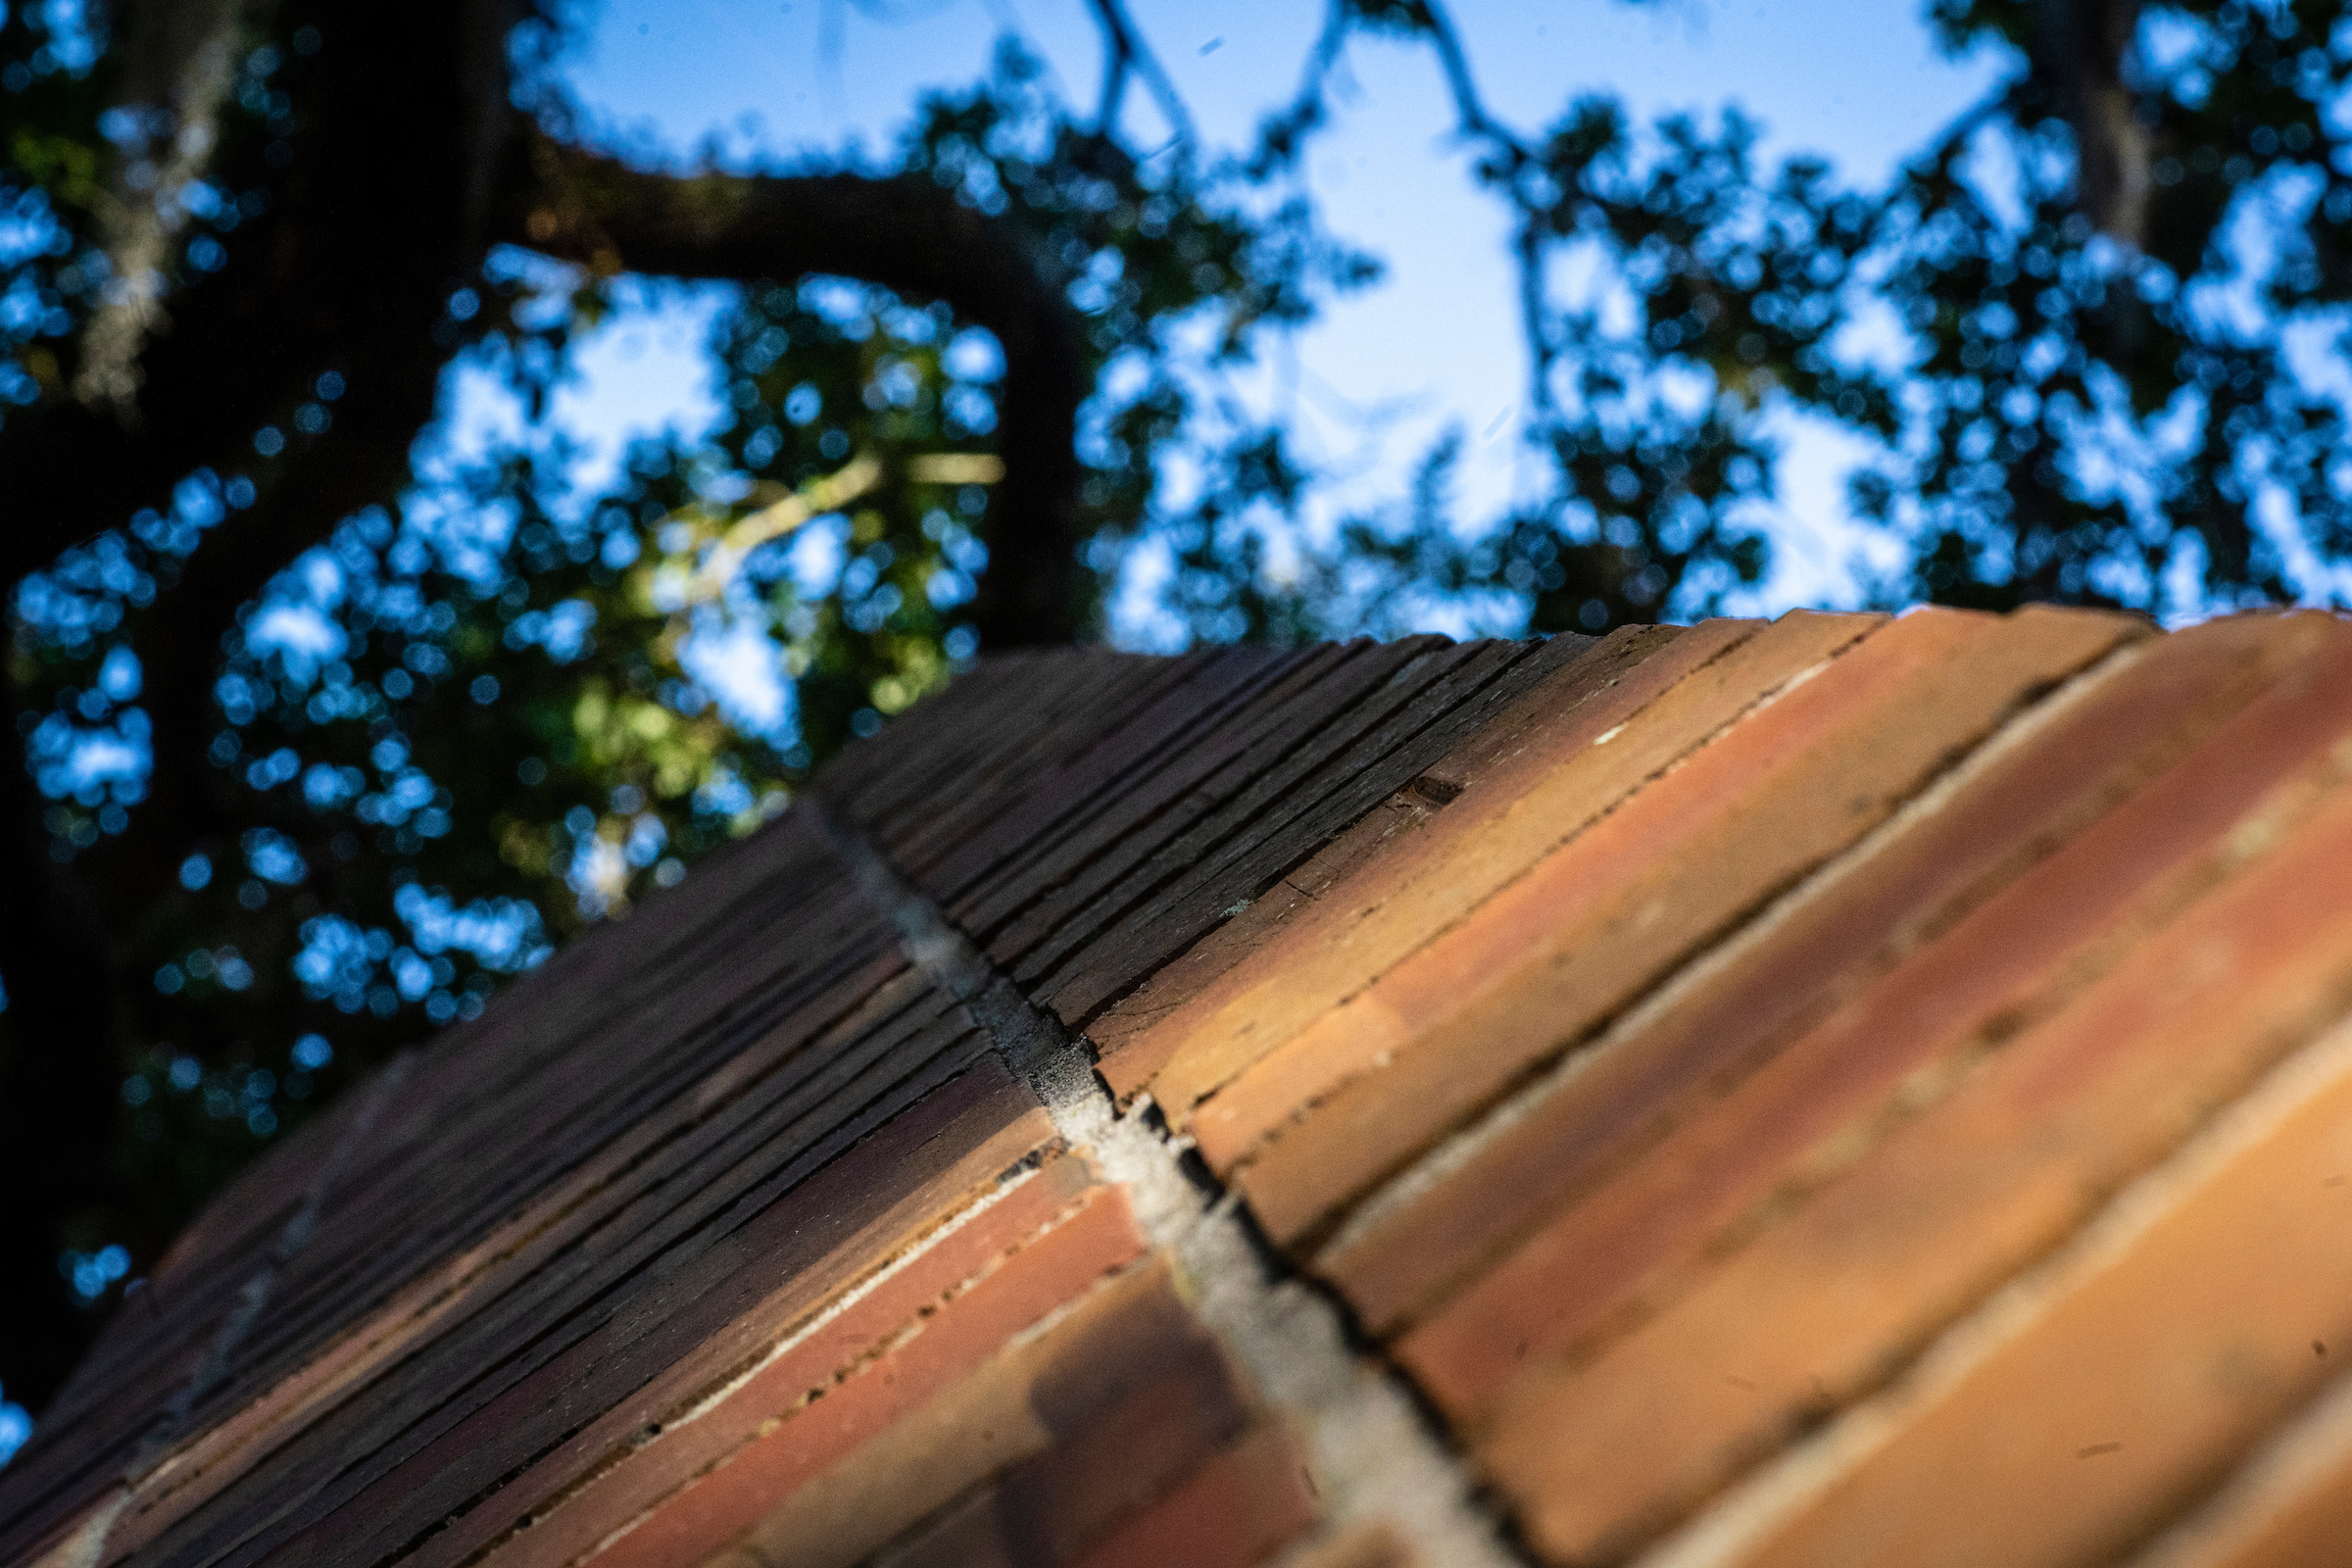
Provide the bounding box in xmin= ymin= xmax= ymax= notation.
xmin=812 ymin=800 xmax=1529 ymax=1568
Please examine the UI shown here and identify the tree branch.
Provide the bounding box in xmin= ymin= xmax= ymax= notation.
xmin=129 ymin=382 xmax=440 ymax=878
xmin=0 ymin=2 xmax=523 ymax=584
xmin=505 ymin=135 xmax=1093 ymax=646
xmin=2036 ymin=0 xmax=2149 ymax=246
xmin=73 ymin=0 xmax=247 ymax=417
xmin=1411 ymin=0 xmax=1533 ymax=167
xmin=0 ymin=667 xmax=136 ymax=1413
xmin=1082 ymin=0 xmax=1196 ymax=149
xmin=0 ymin=3 xmax=1101 ymax=1407
xmin=1254 ymin=0 xmax=1352 ymax=173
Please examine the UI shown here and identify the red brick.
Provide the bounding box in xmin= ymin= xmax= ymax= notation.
xmin=98 ymin=1052 xmax=1052 ymax=1568
xmin=1225 ymin=606 xmax=2135 ymax=1248
xmin=231 ymin=1003 xmax=992 ymax=1568
xmin=1318 ymin=611 xmax=2318 ymax=1336
xmin=1093 ymin=788 xmax=1446 ymax=1105
xmin=909 ymin=647 xmax=1290 ymax=899
xmin=1069 ymin=1422 xmax=1320 ymax=1568
xmin=670 ymin=1260 xmax=1204 ymax=1568
xmin=1182 ymin=612 xmax=1901 ymax=1176
xmin=1479 ymin=763 xmax=2352 ymax=1565
xmin=961 ymin=1316 xmax=1256 ymax=1565
xmin=1397 ymin=615 xmax=2352 ymax=1427
xmin=1029 ymin=638 xmax=1544 ymax=1024
xmin=980 ymin=639 xmax=1454 ymax=977
xmin=874 ymin=1341 xmax=1265 ymax=1568
xmin=1090 ymin=627 xmax=1687 ymax=1105
xmin=1410 ymin=624 xmax=1684 ymax=800
xmin=575 ymin=1185 xmax=1150 ymax=1568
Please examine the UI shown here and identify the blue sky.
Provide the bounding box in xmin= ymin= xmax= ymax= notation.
xmin=508 ymin=0 xmax=2011 ymax=617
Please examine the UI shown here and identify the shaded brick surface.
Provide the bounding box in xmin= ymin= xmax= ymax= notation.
xmin=1065 ymin=1421 xmax=1319 ymax=1568
xmin=3 ymin=634 xmax=1517 ymax=1568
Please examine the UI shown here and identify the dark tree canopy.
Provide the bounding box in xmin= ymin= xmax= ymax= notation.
xmin=2 ymin=0 xmax=2349 ymax=1424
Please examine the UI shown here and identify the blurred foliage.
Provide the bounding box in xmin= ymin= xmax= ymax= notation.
xmin=9 ymin=0 xmax=2352 ymax=1405
xmin=1868 ymin=0 xmax=2352 ymax=607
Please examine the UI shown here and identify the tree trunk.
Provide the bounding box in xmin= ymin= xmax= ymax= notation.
xmin=2039 ymin=0 xmax=2149 ymax=247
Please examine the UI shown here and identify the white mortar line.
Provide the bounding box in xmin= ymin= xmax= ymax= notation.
xmin=814 ymin=805 xmax=1525 ymax=1568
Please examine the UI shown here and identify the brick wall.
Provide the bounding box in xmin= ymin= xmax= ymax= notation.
xmin=12 ymin=608 xmax=2352 ymax=1568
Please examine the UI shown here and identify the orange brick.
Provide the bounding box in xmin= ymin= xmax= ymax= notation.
xmin=1132 ymin=616 xmax=1782 ymax=1121
xmin=1478 ymin=766 xmax=2352 ymax=1565
xmin=1091 ymin=619 xmax=1659 ymax=1083
xmin=1413 ymin=624 xmax=1689 ymax=800
xmin=2118 ymin=1374 xmax=2352 ymax=1568
xmin=1678 ymin=1017 xmax=2352 ymax=1568
xmin=1159 ymin=612 xmax=1858 ymax=1149
xmin=1225 ymin=606 xmax=2136 ymax=1248
xmin=1319 ymin=612 xmax=2319 ymax=1336
xmin=1089 ymin=631 xmax=1694 ymax=1100
xmin=1093 ymin=789 xmax=1448 ymax=1105
xmin=1397 ymin=616 xmax=2352 ymax=1427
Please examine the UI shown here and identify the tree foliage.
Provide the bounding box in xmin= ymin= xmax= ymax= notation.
xmin=3 ymin=0 xmax=2351 ymax=1418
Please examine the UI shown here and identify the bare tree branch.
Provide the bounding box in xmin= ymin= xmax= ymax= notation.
xmin=1082 ymin=0 xmax=1195 ymax=148
xmin=1243 ymin=0 xmax=1557 ymax=416
xmin=1410 ymin=0 xmax=1533 ymax=166
xmin=1254 ymin=0 xmax=1352 ymax=172
xmin=0 ymin=662 xmax=138 ymax=1409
